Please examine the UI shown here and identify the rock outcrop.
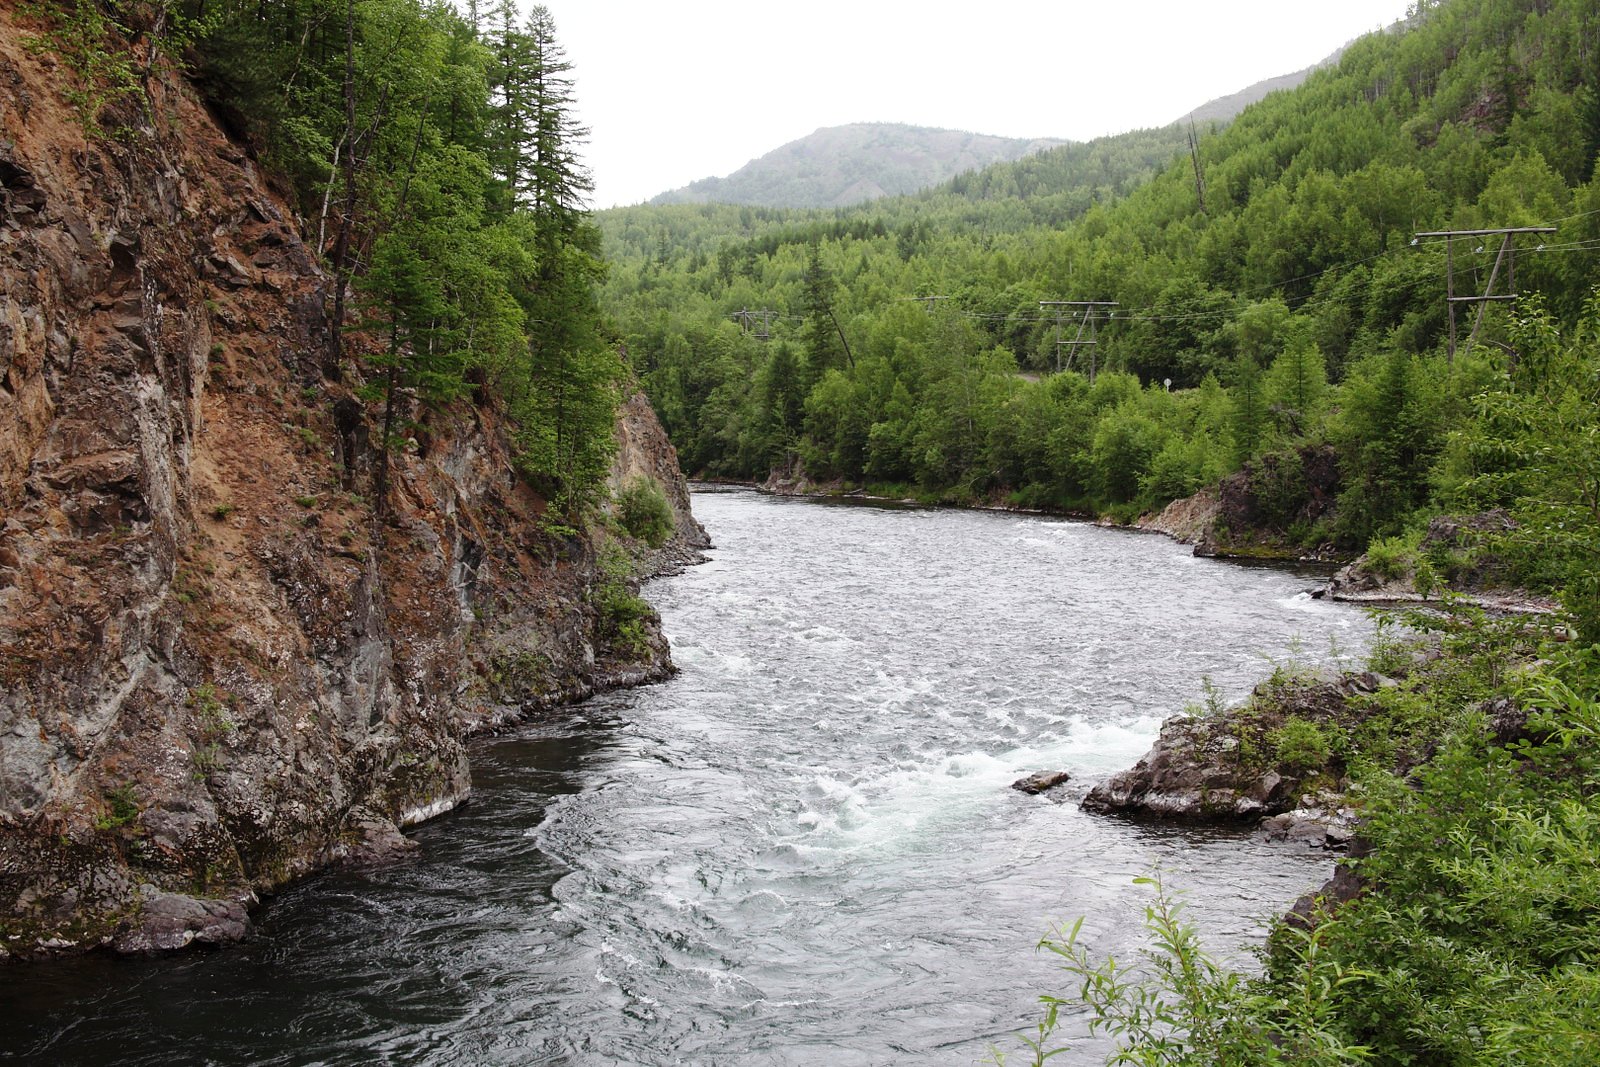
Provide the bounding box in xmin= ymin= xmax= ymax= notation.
xmin=1133 ymin=489 xmax=1220 ymax=546
xmin=1325 ymin=510 xmax=1559 ymax=614
xmin=1081 ymin=672 xmax=1388 ymax=826
xmin=1132 ymin=445 xmax=1345 ymax=562
xmin=0 ymin=11 xmax=701 ymax=958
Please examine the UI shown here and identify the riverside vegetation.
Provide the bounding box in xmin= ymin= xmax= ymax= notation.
xmin=596 ymin=0 xmax=1600 ymax=1061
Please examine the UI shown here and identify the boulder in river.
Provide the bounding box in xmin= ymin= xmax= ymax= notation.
xmin=1260 ymin=790 xmax=1357 ymax=851
xmin=1011 ymin=770 xmax=1072 ymax=795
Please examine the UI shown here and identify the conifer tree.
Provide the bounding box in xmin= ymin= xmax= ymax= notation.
xmin=800 ymin=240 xmax=845 ymax=389
xmin=1229 ymin=355 xmax=1267 ymax=463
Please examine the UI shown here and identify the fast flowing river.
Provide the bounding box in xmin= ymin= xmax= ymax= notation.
xmin=1 ymin=489 xmax=1373 ymax=1066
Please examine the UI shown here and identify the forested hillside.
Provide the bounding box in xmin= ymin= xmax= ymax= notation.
xmin=600 ymin=0 xmax=1599 ymax=571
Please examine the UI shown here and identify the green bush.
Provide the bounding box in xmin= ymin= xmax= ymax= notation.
xmin=1363 ymin=528 xmax=1423 ymax=582
xmin=615 ymin=477 xmax=675 ymax=548
xmin=1268 ymin=717 xmax=1332 ymax=772
xmin=997 ymin=876 xmax=1368 ymax=1066
xmin=594 ymin=543 xmax=654 ymax=659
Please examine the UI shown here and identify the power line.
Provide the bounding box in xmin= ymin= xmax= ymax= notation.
xmin=1415 ymin=226 xmax=1556 ymax=364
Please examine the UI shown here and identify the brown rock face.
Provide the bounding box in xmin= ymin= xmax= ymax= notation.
xmin=0 ymin=12 xmax=701 ymax=958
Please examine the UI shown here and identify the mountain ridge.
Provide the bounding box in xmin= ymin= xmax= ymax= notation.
xmin=644 ymin=50 xmax=1347 ymax=210
xmin=649 ymin=122 xmax=1065 ymax=209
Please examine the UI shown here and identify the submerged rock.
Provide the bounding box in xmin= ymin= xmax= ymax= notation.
xmin=1011 ymin=770 xmax=1071 ymax=795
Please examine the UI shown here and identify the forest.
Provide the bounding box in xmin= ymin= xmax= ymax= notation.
xmin=600 ymin=0 xmax=1599 ymax=568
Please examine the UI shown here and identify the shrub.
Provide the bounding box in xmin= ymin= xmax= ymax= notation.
xmin=615 ymin=476 xmax=675 ymax=548
xmin=594 ymin=543 xmax=654 ymax=659
xmin=95 ymin=784 xmax=140 ymax=832
xmin=1363 ymin=528 xmax=1423 ymax=582
xmin=1269 ymin=717 xmax=1331 ymax=772
xmin=996 ymin=876 xmax=1369 ymax=1066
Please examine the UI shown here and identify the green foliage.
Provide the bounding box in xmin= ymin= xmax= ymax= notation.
xmin=1010 ymin=600 xmax=1593 ymax=1065
xmin=23 ymin=1 xmax=209 ymax=137
xmin=188 ymin=683 xmax=236 ymax=740
xmin=1441 ymin=295 xmax=1600 ymax=642
xmin=1293 ymin=650 xmax=1600 ymax=1064
xmin=600 ymin=0 xmax=1599 ymax=544
xmin=1268 ymin=718 xmax=1332 ymax=772
xmin=593 ymin=542 xmax=654 ymax=660
xmin=614 ymin=476 xmax=675 ymax=548
xmin=1362 ymin=527 xmax=1423 ymax=582
xmin=999 ymin=876 xmax=1370 ymax=1065
xmin=95 ymin=783 xmax=140 ymax=832
xmin=182 ymin=0 xmax=620 ymax=516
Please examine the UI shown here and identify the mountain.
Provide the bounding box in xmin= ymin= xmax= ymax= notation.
xmin=1175 ymin=45 xmax=1350 ymax=126
xmin=649 ymin=123 xmax=1066 ymax=209
xmin=642 ymin=56 xmax=1349 ymax=212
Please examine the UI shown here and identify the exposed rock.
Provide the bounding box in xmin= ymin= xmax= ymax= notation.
xmin=1326 ymin=510 xmax=1558 ymax=613
xmin=0 ymin=13 xmax=701 ymax=958
xmin=1080 ymin=712 xmax=1297 ymax=821
xmin=1124 ymin=447 xmax=1346 ymax=562
xmin=1011 ymin=770 xmax=1071 ymax=795
xmin=109 ymin=890 xmax=253 ymax=954
xmin=1133 ymin=489 xmax=1219 ymax=546
xmin=609 ymin=389 xmax=712 ymax=576
xmin=1286 ymin=836 xmax=1372 ymax=931
xmin=1260 ymin=791 xmax=1357 ymax=851
xmin=1081 ymin=673 xmax=1370 ymax=822
xmin=762 ymin=454 xmax=848 ymax=498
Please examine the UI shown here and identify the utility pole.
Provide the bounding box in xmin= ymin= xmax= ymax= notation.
xmin=1413 ymin=226 xmax=1555 ymax=365
xmin=1187 ymin=116 xmax=1207 ymax=215
xmin=898 ymin=294 xmax=949 ymax=313
xmin=731 ymin=308 xmax=776 ymax=341
xmin=1040 ymin=300 xmax=1118 ymax=379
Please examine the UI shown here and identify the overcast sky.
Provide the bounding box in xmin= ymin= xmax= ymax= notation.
xmin=544 ymin=1 xmax=1416 ymax=209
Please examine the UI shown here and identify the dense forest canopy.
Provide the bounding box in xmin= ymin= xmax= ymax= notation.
xmin=598 ymin=0 xmax=1600 ymax=572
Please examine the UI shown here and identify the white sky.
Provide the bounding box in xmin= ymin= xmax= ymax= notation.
xmin=543 ymin=1 xmax=1416 ymax=209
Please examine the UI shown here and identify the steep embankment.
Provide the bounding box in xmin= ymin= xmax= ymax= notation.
xmin=0 ymin=12 xmax=703 ymax=958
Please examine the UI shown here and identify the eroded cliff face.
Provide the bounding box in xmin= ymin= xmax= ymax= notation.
xmin=0 ymin=11 xmax=702 ymax=958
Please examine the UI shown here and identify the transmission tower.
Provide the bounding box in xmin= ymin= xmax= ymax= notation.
xmin=1413 ymin=226 xmax=1556 ymax=365
xmin=731 ymin=308 xmax=776 ymax=341
xmin=1040 ymin=300 xmax=1118 ymax=379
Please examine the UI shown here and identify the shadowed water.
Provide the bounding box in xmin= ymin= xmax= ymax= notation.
xmin=0 ymin=490 xmax=1372 ymax=1065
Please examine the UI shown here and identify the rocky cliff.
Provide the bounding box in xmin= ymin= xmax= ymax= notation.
xmin=0 ymin=10 xmax=703 ymax=958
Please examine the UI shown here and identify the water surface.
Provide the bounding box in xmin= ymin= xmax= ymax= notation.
xmin=1 ymin=490 xmax=1371 ymax=1065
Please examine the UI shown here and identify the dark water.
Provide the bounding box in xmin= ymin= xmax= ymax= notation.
xmin=1 ymin=490 xmax=1372 ymax=1066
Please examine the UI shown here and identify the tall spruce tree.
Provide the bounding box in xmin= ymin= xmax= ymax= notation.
xmin=800 ymin=240 xmax=844 ymax=390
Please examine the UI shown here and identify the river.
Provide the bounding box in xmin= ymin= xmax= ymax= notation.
xmin=1 ymin=489 xmax=1373 ymax=1065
